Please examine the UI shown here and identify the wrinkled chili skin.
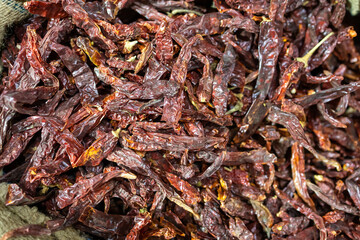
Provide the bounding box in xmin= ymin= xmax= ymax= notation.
xmin=1 ymin=0 xmax=360 ymax=240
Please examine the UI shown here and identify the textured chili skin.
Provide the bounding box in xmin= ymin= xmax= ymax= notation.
xmin=1 ymin=0 xmax=360 ymax=239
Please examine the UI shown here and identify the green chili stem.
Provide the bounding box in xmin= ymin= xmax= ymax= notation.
xmin=296 ymin=32 xmax=334 ymax=68
xmin=168 ymin=9 xmax=203 ymax=17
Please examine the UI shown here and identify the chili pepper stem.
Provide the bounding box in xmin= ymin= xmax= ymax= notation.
xmin=226 ymin=101 xmax=243 ymax=115
xmin=226 ymin=93 xmax=243 ymax=115
xmin=167 ymin=9 xmax=203 ymax=17
xmin=111 ymin=128 xmax=121 ymax=138
xmin=296 ymin=32 xmax=334 ymax=68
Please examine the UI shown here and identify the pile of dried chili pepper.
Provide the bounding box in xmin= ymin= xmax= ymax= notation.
xmin=1 ymin=0 xmax=360 ymax=239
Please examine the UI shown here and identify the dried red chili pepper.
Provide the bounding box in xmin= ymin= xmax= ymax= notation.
xmin=0 ymin=0 xmax=360 ymax=239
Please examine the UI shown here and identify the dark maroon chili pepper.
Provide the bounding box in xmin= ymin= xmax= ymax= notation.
xmin=1 ymin=0 xmax=360 ymax=239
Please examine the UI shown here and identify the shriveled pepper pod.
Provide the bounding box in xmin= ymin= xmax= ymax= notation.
xmin=0 ymin=0 xmax=360 ymax=239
